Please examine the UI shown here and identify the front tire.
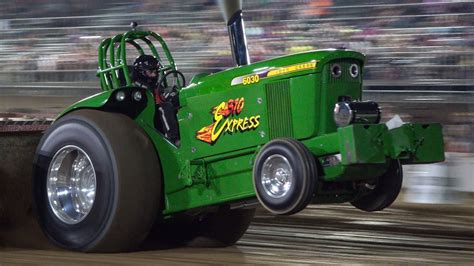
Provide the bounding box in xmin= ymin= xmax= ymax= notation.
xmin=253 ymin=138 xmax=317 ymax=215
xmin=351 ymin=160 xmax=403 ymax=212
xmin=33 ymin=110 xmax=161 ymax=252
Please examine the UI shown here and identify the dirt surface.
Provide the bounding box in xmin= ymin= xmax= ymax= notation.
xmin=1 ymin=202 xmax=473 ymax=264
xmin=0 ymin=132 xmax=44 ymax=229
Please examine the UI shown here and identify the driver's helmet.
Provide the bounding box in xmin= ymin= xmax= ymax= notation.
xmin=133 ymin=54 xmax=162 ymax=88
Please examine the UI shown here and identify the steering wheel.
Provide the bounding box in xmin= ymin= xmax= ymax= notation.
xmin=156 ymin=70 xmax=185 ymax=106
xmin=158 ymin=70 xmax=185 ymax=93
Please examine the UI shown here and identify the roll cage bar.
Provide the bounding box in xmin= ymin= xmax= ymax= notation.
xmin=97 ymin=30 xmax=177 ymax=91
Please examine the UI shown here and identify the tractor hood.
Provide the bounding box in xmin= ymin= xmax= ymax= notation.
xmin=180 ymin=49 xmax=365 ymax=101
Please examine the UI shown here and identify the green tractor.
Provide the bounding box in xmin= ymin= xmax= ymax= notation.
xmin=32 ymin=0 xmax=444 ymax=252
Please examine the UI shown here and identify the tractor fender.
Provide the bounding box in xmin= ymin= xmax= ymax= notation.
xmin=58 ymin=88 xmax=155 ymax=121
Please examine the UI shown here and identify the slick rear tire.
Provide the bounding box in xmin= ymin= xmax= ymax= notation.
xmin=33 ymin=109 xmax=161 ymax=252
xmin=253 ymin=138 xmax=317 ymax=215
xmin=351 ymin=160 xmax=403 ymax=212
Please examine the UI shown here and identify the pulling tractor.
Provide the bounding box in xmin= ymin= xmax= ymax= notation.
xmin=32 ymin=0 xmax=444 ymax=252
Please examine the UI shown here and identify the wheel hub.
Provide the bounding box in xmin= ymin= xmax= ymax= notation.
xmin=261 ymin=154 xmax=293 ymax=198
xmin=47 ymin=145 xmax=96 ymax=224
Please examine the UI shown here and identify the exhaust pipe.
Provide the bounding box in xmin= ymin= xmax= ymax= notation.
xmin=219 ymin=0 xmax=250 ymax=66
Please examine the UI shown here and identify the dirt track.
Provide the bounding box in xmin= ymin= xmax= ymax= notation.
xmin=1 ymin=203 xmax=473 ymax=264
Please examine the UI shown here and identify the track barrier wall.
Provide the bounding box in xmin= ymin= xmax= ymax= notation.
xmin=0 ymin=121 xmax=51 ymax=230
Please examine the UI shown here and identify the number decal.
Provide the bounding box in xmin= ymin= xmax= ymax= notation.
xmin=231 ymin=60 xmax=319 ymax=86
xmin=242 ymin=74 xmax=260 ymax=85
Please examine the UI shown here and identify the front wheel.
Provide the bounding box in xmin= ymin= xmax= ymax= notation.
xmin=253 ymin=138 xmax=317 ymax=215
xmin=33 ymin=110 xmax=161 ymax=252
xmin=351 ymin=160 xmax=403 ymax=212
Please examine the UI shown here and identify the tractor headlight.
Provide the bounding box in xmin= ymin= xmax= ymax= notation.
xmin=331 ymin=64 xmax=342 ymax=78
xmin=349 ymin=64 xmax=359 ymax=78
xmin=334 ymin=100 xmax=381 ymax=127
xmin=116 ymin=91 xmax=126 ymax=102
xmin=133 ymin=91 xmax=142 ymax=102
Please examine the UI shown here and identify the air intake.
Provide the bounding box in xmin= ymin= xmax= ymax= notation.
xmin=266 ymin=80 xmax=293 ymax=139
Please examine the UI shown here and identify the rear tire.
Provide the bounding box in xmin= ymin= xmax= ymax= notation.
xmin=33 ymin=110 xmax=161 ymax=252
xmin=351 ymin=160 xmax=403 ymax=212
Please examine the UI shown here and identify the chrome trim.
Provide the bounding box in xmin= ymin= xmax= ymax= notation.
xmin=261 ymin=154 xmax=293 ymax=199
xmin=47 ymin=145 xmax=97 ymax=225
xmin=334 ymin=102 xmax=354 ymax=127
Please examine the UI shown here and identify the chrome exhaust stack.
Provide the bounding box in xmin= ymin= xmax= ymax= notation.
xmin=219 ymin=0 xmax=250 ymax=66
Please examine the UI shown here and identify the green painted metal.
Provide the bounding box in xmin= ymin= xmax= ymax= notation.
xmin=56 ymin=27 xmax=444 ymax=216
xmin=165 ymin=153 xmax=256 ymax=214
xmin=319 ymin=59 xmax=363 ymax=135
xmin=290 ymin=74 xmax=319 ymax=139
xmin=388 ymin=123 xmax=445 ymax=164
xmin=58 ymin=91 xmax=113 ymax=118
xmin=97 ymin=30 xmax=177 ymax=91
xmin=307 ymin=123 xmax=444 ymax=181
xmin=266 ymin=80 xmax=293 ymax=139
xmin=338 ymin=125 xmax=387 ymax=165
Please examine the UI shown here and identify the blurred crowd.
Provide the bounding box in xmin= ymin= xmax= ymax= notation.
xmin=0 ymin=0 xmax=473 ymax=152
xmin=1 ymin=0 xmax=473 ymax=84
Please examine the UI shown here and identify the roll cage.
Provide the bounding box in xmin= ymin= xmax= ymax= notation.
xmin=97 ymin=29 xmax=177 ymax=91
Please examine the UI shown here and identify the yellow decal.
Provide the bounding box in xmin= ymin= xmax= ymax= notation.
xmin=267 ymin=61 xmax=318 ymax=77
xmin=196 ymin=97 xmax=261 ymax=145
xmin=242 ymin=74 xmax=260 ymax=85
xmin=230 ymin=60 xmax=319 ymax=86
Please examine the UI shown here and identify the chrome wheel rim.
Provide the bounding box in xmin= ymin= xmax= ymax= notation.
xmin=47 ymin=145 xmax=96 ymax=224
xmin=261 ymin=154 xmax=293 ymax=198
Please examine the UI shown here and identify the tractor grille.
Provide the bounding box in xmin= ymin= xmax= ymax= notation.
xmin=266 ymin=80 xmax=293 ymax=139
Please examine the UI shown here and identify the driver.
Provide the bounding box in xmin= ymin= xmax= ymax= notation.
xmin=132 ymin=54 xmax=180 ymax=144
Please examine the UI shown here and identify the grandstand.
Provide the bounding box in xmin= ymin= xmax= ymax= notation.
xmin=0 ymin=0 xmax=473 ymax=152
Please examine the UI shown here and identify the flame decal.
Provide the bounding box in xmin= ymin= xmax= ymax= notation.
xmin=195 ymin=97 xmax=261 ymax=145
xmin=196 ymin=123 xmax=215 ymax=144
